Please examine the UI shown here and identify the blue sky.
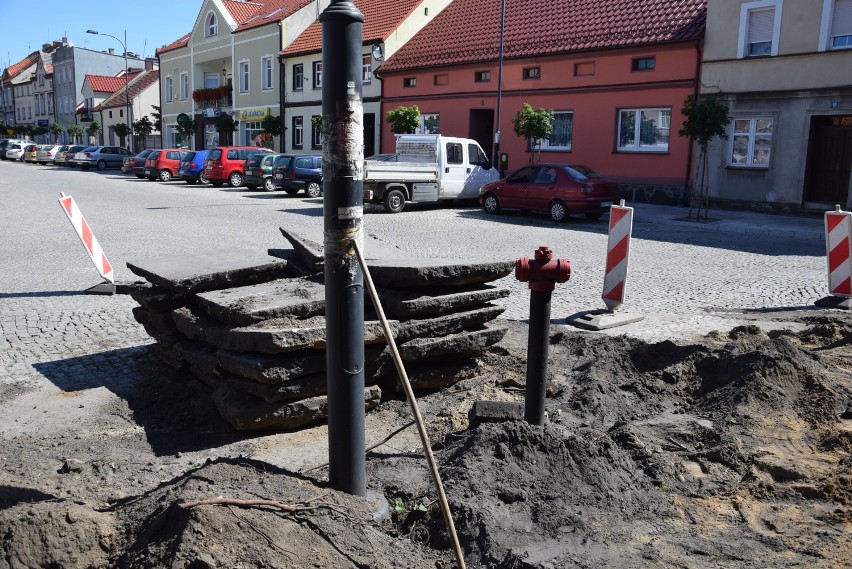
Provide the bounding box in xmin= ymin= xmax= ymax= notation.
xmin=0 ymin=1 xmax=203 ymax=70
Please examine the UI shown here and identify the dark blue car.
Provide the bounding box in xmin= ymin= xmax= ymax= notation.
xmin=273 ymin=154 xmax=323 ymax=197
xmin=178 ymin=150 xmax=209 ymax=184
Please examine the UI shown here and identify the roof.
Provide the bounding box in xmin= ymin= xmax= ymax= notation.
xmin=224 ymin=0 xmax=316 ymax=33
xmin=282 ymin=0 xmax=423 ymax=57
xmin=379 ymin=0 xmax=707 ymax=73
xmin=2 ymin=52 xmax=39 ymax=86
xmin=85 ymin=72 xmax=143 ymax=93
xmin=156 ymin=32 xmax=191 ymax=55
xmin=100 ymin=70 xmax=160 ymax=109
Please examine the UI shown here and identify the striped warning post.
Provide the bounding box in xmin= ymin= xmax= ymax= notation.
xmin=58 ymin=193 xmax=114 ymax=283
xmin=602 ymin=200 xmax=634 ymax=311
xmin=825 ymin=206 xmax=852 ymax=298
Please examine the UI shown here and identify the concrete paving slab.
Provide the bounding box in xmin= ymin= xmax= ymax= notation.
xmin=378 ymin=285 xmax=510 ymax=318
xmin=196 ymin=276 xmax=326 ymax=326
xmin=565 ymin=309 xmax=646 ymax=331
xmin=368 ymin=259 xmax=514 ymax=288
xmin=399 ymin=324 xmax=507 ymax=361
xmin=396 ymin=306 xmax=505 ymax=343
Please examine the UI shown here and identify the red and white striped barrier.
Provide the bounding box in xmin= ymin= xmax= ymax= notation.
xmin=825 ymin=205 xmax=852 ymax=298
xmin=602 ymin=200 xmax=633 ymax=311
xmin=58 ymin=192 xmax=114 ymax=283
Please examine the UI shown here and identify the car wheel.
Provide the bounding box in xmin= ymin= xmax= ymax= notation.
xmin=483 ymin=193 xmax=501 ymax=215
xmin=285 ymin=188 xmax=299 ymax=196
xmin=96 ymin=159 xmax=107 ymax=171
xmin=306 ymin=181 xmax=322 ymax=198
xmin=383 ymin=189 xmax=406 ymax=214
xmin=228 ymin=172 xmax=244 ymax=188
xmin=159 ymin=169 xmax=172 ymax=182
xmin=549 ymin=200 xmax=569 ymax=223
xmin=584 ymin=212 xmax=603 ymax=221
xmin=263 ymin=177 xmax=276 ymax=192
xmin=135 ymin=174 xmax=145 ymax=179
xmin=199 ymin=171 xmax=208 ymax=184
xmin=245 ymin=184 xmax=257 ymax=191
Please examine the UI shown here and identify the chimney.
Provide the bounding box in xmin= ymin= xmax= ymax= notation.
xmin=108 ymin=48 xmax=115 ymax=55
xmin=145 ymin=58 xmax=154 ymax=71
xmin=62 ymin=37 xmax=68 ymax=45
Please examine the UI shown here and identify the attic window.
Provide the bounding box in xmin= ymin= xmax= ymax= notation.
xmin=474 ymin=70 xmax=491 ymax=82
xmin=522 ymin=66 xmax=540 ymax=80
xmin=403 ymin=77 xmax=416 ymax=87
xmin=206 ymin=12 xmax=218 ymax=36
xmin=631 ymin=56 xmax=655 ymax=71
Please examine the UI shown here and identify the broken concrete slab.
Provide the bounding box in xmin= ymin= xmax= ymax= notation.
xmin=174 ymin=341 xmax=222 ymax=380
xmin=468 ymin=401 xmax=525 ymax=427
xmin=195 ymin=276 xmax=326 ymax=326
xmin=380 ymin=358 xmax=483 ymax=392
xmin=395 ymin=306 xmax=505 ymax=343
xmin=171 ymin=306 xmax=214 ymax=342
xmin=219 ymin=372 xmax=328 ymax=403
xmin=133 ymin=306 xmax=180 ymax=335
xmin=213 ymin=384 xmax=381 ymax=431
xmin=126 ymin=249 xmax=292 ymax=293
xmin=565 ymin=309 xmax=646 ymax=331
xmin=147 ymin=342 xmax=184 ymax=370
xmin=130 ymin=286 xmax=192 ymax=313
xmin=367 ymin=259 xmax=514 ymax=288
xmin=279 ymin=228 xmax=324 ymax=273
xmin=377 ymin=285 xmax=510 ymax=318
xmin=398 ymin=325 xmax=507 ymax=361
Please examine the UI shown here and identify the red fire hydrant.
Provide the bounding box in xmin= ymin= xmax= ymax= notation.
xmin=516 ymin=246 xmax=571 ymax=425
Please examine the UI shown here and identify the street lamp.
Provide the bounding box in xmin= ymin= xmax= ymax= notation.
xmin=86 ymin=29 xmax=132 ymax=151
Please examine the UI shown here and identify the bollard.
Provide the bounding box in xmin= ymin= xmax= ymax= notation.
xmin=515 ymin=246 xmax=570 ymax=425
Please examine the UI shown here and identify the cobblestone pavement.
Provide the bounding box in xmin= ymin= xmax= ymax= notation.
xmin=0 ymin=160 xmax=830 ymax=399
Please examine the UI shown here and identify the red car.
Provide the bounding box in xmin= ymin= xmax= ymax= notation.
xmin=478 ymin=164 xmax=620 ymax=222
xmin=144 ymin=149 xmax=189 ymax=182
xmin=203 ymin=146 xmax=274 ymax=188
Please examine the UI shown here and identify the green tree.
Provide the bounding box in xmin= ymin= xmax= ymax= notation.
xmin=67 ymin=123 xmax=84 ymax=144
xmin=678 ymin=95 xmax=731 ymax=221
xmin=49 ymin=123 xmax=65 ymax=143
xmin=175 ymin=118 xmax=197 ymax=148
xmin=133 ymin=116 xmax=154 ymax=148
xmin=260 ymin=115 xmax=282 ymax=149
xmin=386 ymin=105 xmax=420 ymax=134
xmin=113 ymin=123 xmax=131 ymax=148
xmin=86 ymin=121 xmax=101 ymax=144
xmin=33 ymin=126 xmax=49 ymax=141
xmin=512 ymin=103 xmax=554 ymax=164
xmin=150 ymin=105 xmax=162 ymax=132
xmin=215 ymin=114 xmax=238 ymax=145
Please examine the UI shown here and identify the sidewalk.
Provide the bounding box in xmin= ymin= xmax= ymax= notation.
xmin=630 ymin=203 xmax=826 ymax=242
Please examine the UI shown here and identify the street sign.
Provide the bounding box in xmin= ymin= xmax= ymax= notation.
xmin=176 ymin=113 xmax=192 ymax=127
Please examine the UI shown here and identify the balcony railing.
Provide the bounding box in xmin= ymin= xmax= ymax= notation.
xmin=192 ymin=87 xmax=233 ymax=110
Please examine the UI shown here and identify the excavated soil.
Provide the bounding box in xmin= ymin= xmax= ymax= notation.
xmin=2 ymin=315 xmax=852 ymax=568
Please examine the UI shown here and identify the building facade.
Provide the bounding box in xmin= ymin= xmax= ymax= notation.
xmin=1 ymin=52 xmax=39 ymax=135
xmin=97 ymin=65 xmax=160 ymax=149
xmin=701 ymin=0 xmax=852 ymax=211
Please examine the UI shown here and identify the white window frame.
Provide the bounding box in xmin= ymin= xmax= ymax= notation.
xmin=205 ymin=12 xmax=218 ymax=37
xmin=541 ymin=111 xmax=574 ymax=151
xmin=311 ymin=115 xmax=322 ymax=147
xmin=293 ymin=63 xmax=304 ymax=91
xmin=239 ymin=60 xmax=250 ymax=94
xmin=362 ymin=55 xmax=372 ymax=84
xmin=737 ymin=0 xmax=784 ymax=58
xmin=180 ymin=72 xmax=189 ymax=100
xmin=819 ymin=0 xmax=852 ymax=50
xmin=165 ymin=76 xmax=173 ymax=102
xmin=616 ymin=107 xmax=671 ymax=152
xmin=729 ymin=116 xmax=774 ymax=168
xmin=261 ymin=55 xmax=273 ymax=90
xmin=313 ymin=61 xmax=322 ymax=88
xmin=293 ymin=116 xmax=304 ymax=148
xmin=417 ymin=113 xmax=440 ymax=134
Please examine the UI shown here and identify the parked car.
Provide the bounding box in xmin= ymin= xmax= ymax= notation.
xmin=122 ymin=149 xmax=155 ymax=178
xmin=144 ymin=148 xmax=189 ymax=182
xmin=56 ymin=145 xmax=87 ymax=167
xmin=0 ymin=139 xmax=23 ymax=160
xmin=203 ymin=146 xmax=274 ymax=188
xmin=23 ymin=144 xmax=39 ymax=163
xmin=478 ymin=164 xmax=620 ymax=222
xmin=177 ymin=150 xmax=209 ymax=184
xmin=273 ymin=155 xmax=323 ymax=197
xmin=72 ymin=146 xmax=133 ymax=170
xmin=36 ymin=144 xmax=63 ymax=165
xmin=244 ymin=153 xmax=290 ymax=191
xmin=5 ymin=143 xmax=25 ymax=161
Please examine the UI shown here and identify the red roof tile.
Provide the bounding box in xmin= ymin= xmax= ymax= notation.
xmin=85 ymin=73 xmax=141 ymax=93
xmin=379 ymin=0 xmax=707 ymax=73
xmin=282 ymin=0 xmax=423 ymax=56
xmin=225 ymin=0 xmax=316 ymax=33
xmin=100 ymin=70 xmax=160 ymax=109
xmin=2 ymin=52 xmax=39 ymax=86
xmin=156 ymin=33 xmax=191 ymax=55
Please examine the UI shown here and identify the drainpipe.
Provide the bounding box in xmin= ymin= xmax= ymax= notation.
xmin=684 ymin=39 xmax=702 ymax=205
xmin=156 ymin=52 xmax=163 ymax=148
xmin=278 ymin=22 xmax=286 ymax=152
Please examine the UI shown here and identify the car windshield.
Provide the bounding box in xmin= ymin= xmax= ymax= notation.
xmin=562 ymin=165 xmax=601 ymax=181
xmin=208 ymin=149 xmax=222 ymax=161
xmin=246 ymin=156 xmax=263 ymax=167
xmin=182 ymin=152 xmax=196 ymax=162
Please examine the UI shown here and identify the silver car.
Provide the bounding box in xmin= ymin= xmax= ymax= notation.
xmin=36 ymin=144 xmax=63 ymax=165
xmin=71 ymin=146 xmax=133 ymax=170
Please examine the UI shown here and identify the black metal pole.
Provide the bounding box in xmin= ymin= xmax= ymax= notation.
xmin=321 ymin=0 xmax=366 ymax=496
xmin=492 ymin=0 xmax=506 ymax=170
xmin=525 ymin=290 xmax=551 ymax=425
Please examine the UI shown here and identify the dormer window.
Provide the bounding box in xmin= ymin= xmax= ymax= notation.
xmin=206 ymin=12 xmax=218 ymax=37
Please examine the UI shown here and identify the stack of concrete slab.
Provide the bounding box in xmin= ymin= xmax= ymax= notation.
xmin=127 ymin=238 xmax=513 ymax=432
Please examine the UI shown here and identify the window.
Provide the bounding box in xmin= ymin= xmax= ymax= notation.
xmin=523 ymin=67 xmax=541 ymax=79
xmin=468 ymin=143 xmax=488 ymax=166
xmin=262 ymin=56 xmax=273 ymax=90
xmin=204 ymin=72 xmax=219 ymax=89
xmin=475 ymin=70 xmax=491 ymax=82
xmin=617 ymin=108 xmax=671 ymax=152
xmin=119 ymin=109 xmax=124 ymax=118
xmin=738 ymin=1 xmax=783 ymax=58
xmin=311 ymin=115 xmax=322 ymax=147
xmin=446 ymin=142 xmax=463 ymax=164
xmin=821 ymin=0 xmax=852 ymax=49
xmin=180 ymin=72 xmax=188 ymax=100
xmin=165 ymin=76 xmax=173 ymax=102
xmin=418 ymin=113 xmax=439 ymax=134
xmin=362 ymin=55 xmax=372 ymax=84
xmin=433 ymin=74 xmax=449 ymax=86
xmin=293 ymin=64 xmax=304 ymax=90
xmin=730 ymin=117 xmax=773 ymax=167
xmin=541 ymin=111 xmax=574 ymax=151
xmin=244 ymin=121 xmax=263 ymax=146
xmin=206 ymin=12 xmax=218 ymax=36
xmin=47 ymin=94 xmax=53 ymax=114
xmin=631 ymin=57 xmax=656 ymax=71
xmin=292 ymin=116 xmax=303 ymax=148
xmin=313 ymin=61 xmax=322 ymax=88
xmin=239 ymin=61 xmax=249 ymax=93
xmin=403 ymin=77 xmax=416 ymax=87
xmin=109 ymin=110 xmax=113 ymax=119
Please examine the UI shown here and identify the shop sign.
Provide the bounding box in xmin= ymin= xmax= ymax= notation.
xmin=238 ymin=107 xmax=270 ymax=121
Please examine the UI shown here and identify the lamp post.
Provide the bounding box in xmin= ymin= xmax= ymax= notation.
xmin=86 ymin=29 xmax=132 ymax=152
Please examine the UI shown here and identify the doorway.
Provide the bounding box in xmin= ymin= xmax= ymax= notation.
xmin=364 ymin=113 xmax=375 ymax=158
xmin=469 ymin=109 xmax=494 ymax=159
xmin=803 ymin=115 xmax=852 ymax=206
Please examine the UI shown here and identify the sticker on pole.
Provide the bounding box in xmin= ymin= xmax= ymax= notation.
xmin=602 ymin=201 xmax=634 ymax=311
xmin=825 ymin=206 xmax=852 ymax=297
xmin=58 ymin=193 xmax=114 ymax=283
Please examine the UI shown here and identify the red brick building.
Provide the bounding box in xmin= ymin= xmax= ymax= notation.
xmin=376 ymin=0 xmax=707 ymax=201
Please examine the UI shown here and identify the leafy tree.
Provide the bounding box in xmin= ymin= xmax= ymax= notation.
xmin=215 ymin=114 xmax=238 ymax=145
xmin=512 ymin=103 xmax=554 ymax=164
xmin=259 ymin=115 xmax=282 ymax=149
xmin=86 ymin=121 xmax=101 ymax=144
xmin=67 ymin=123 xmax=84 ymax=144
xmin=386 ymin=105 xmax=420 ymax=134
xmin=113 ymin=122 xmax=131 ymax=147
xmin=49 ymin=123 xmax=65 ymax=143
xmin=33 ymin=126 xmax=49 ymax=141
xmin=678 ymin=95 xmax=731 ymax=221
xmin=133 ymin=116 xmax=154 ymax=139
xmin=150 ymin=105 xmax=162 ymax=132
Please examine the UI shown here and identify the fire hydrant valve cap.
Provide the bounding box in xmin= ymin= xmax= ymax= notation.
xmin=514 ymin=247 xmax=571 ymax=292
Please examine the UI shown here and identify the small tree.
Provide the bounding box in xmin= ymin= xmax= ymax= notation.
xmin=33 ymin=126 xmax=49 ymax=142
xmin=512 ymin=103 xmax=554 ymax=164
xmin=150 ymin=105 xmax=162 ymax=132
xmin=386 ymin=105 xmax=420 ymax=134
xmin=175 ymin=118 xmax=197 ymax=148
xmin=49 ymin=123 xmax=64 ymax=143
xmin=259 ymin=115 xmax=282 ymax=149
xmin=86 ymin=121 xmax=101 ymax=145
xmin=133 ymin=116 xmax=154 ymax=148
xmin=678 ymin=95 xmax=731 ymax=222
xmin=215 ymin=114 xmax=238 ymax=146
xmin=67 ymin=123 xmax=84 ymax=144
xmin=113 ymin=122 xmax=131 ymax=148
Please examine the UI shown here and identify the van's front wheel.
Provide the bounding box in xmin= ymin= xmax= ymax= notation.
xmin=383 ymin=189 xmax=406 ymax=213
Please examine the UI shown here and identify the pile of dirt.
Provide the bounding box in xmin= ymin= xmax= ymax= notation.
xmin=2 ymin=317 xmax=850 ymax=568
